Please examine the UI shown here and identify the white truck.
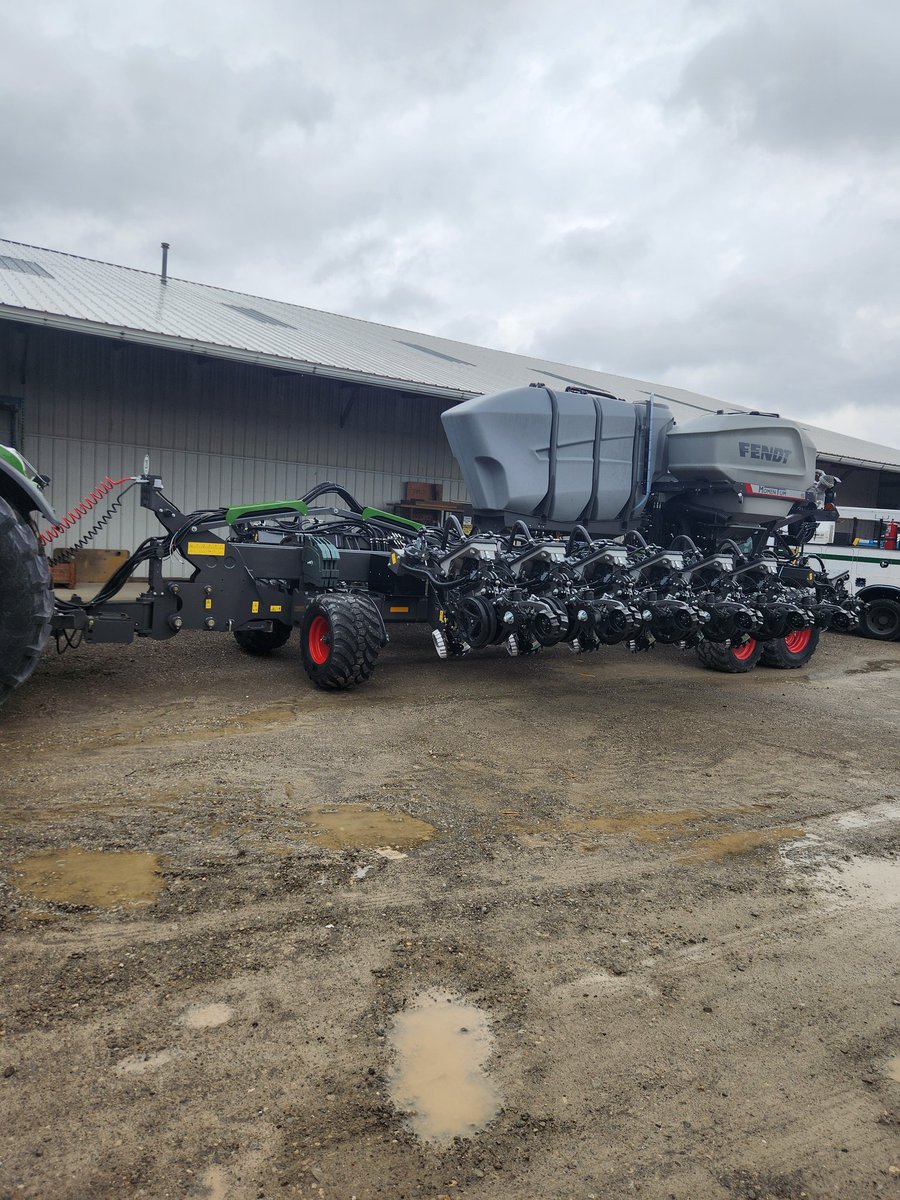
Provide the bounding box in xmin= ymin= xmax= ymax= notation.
xmin=808 ymin=506 xmax=900 ymax=641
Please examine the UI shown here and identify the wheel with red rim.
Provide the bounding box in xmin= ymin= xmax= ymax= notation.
xmin=696 ymin=636 xmax=763 ymax=673
xmin=306 ymin=615 xmax=330 ymax=664
xmin=760 ymin=627 xmax=819 ymax=668
xmin=300 ymin=593 xmax=387 ymax=690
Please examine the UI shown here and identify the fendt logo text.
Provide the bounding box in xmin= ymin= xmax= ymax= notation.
xmin=738 ymin=441 xmax=792 ymax=464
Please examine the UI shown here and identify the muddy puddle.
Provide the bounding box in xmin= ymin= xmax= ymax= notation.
xmin=114 ymin=1049 xmax=182 ymax=1075
xmin=845 ymin=659 xmax=900 ymax=676
xmin=8 ymin=847 xmax=165 ymax=908
xmin=677 ymin=827 xmax=805 ymax=864
xmin=510 ymin=804 xmax=774 ymax=846
xmin=813 ymin=855 xmax=900 ymax=908
xmin=300 ymin=803 xmax=435 ymax=851
xmin=832 ymin=800 xmax=900 ymax=831
xmin=388 ymin=989 xmax=501 ymax=1145
xmin=179 ymin=1003 xmax=233 ymax=1029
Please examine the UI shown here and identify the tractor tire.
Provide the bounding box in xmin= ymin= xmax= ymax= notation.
xmin=0 ymin=495 xmax=53 ymax=707
xmin=300 ymin=593 xmax=386 ymax=690
xmin=760 ymin=628 xmax=820 ymax=668
xmin=696 ymin=637 xmax=763 ymax=673
xmin=859 ymin=597 xmax=900 ymax=642
xmin=233 ymin=624 xmax=292 ymax=655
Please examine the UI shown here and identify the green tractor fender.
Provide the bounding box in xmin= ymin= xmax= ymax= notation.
xmin=0 ymin=445 xmax=55 ymax=709
xmin=0 ymin=445 xmax=56 ymax=524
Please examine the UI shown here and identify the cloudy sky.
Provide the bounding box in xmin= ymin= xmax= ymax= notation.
xmin=1 ymin=0 xmax=898 ymax=445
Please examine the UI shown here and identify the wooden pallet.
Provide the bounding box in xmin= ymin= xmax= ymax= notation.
xmin=50 ymin=560 xmax=77 ymax=588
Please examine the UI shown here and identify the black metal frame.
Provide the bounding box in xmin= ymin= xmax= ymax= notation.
xmin=51 ymin=476 xmax=429 ymax=646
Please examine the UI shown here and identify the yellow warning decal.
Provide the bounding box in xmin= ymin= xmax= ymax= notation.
xmin=270 ymin=605 xmax=283 ymax=613
xmin=251 ymin=601 xmax=260 ymax=615
xmin=389 ymin=606 xmax=409 ymax=613
xmin=205 ymin=598 xmax=212 ymax=610
xmin=187 ymin=541 xmax=225 ymax=557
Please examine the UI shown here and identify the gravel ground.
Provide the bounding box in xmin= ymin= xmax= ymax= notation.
xmin=0 ymin=624 xmax=898 ymax=1200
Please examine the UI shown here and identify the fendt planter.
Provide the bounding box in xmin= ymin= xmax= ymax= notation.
xmin=0 ymin=384 xmax=864 ymax=707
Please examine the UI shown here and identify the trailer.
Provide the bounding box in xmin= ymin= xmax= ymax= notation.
xmin=805 ymin=506 xmax=900 ymax=641
xmin=0 ymin=385 xmax=863 ymax=708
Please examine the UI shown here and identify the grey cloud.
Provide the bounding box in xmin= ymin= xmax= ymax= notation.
xmin=550 ymin=224 xmax=648 ymax=278
xmin=538 ymin=276 xmax=900 ymax=430
xmin=675 ymin=0 xmax=900 ymax=153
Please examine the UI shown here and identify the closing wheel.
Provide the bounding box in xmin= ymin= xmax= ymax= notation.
xmin=300 ymin=593 xmax=387 ymax=690
xmin=533 ymin=598 xmax=569 ymax=646
xmin=760 ymin=627 xmax=820 ymax=668
xmin=233 ymin=624 xmax=292 ymax=655
xmin=0 ymin=495 xmax=52 ymax=707
xmin=859 ymin=598 xmax=900 ymax=642
xmin=458 ymin=596 xmax=498 ymax=649
xmin=696 ymin=637 xmax=763 ymax=673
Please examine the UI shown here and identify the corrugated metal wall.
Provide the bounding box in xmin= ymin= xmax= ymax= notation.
xmin=0 ymin=321 xmax=465 ymax=574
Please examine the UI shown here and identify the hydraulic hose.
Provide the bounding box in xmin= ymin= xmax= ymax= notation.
xmin=48 ymin=481 xmax=139 ymax=564
xmin=38 ymin=474 xmax=134 ymax=548
xmin=299 ymin=481 xmax=364 ymax=512
xmin=668 ymin=534 xmax=701 ymax=556
xmin=392 ymin=557 xmax=472 ymax=594
xmin=566 ymin=525 xmax=593 ymax=555
xmin=507 ymin=520 xmax=533 ymax=549
xmin=442 ymin=513 xmax=466 ymax=547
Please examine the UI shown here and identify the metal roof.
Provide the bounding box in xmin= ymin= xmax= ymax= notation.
xmin=1 ymin=236 xmax=898 ymax=471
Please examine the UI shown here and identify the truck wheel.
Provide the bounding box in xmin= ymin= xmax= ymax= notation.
xmin=0 ymin=495 xmax=53 ymax=706
xmin=233 ymin=625 xmax=292 ymax=655
xmin=859 ymin=598 xmax=900 ymax=641
xmin=696 ymin=637 xmax=762 ymax=673
xmin=300 ymin=594 xmax=386 ymax=690
xmin=760 ymin=628 xmax=820 ymax=668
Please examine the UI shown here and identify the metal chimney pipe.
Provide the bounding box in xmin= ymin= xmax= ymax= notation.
xmin=160 ymin=242 xmax=170 ymax=284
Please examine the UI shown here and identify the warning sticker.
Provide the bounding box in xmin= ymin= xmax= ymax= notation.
xmin=186 ymin=541 xmax=225 ymax=557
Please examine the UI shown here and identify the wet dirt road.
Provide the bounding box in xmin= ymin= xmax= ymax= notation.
xmin=0 ymin=627 xmax=898 ymax=1199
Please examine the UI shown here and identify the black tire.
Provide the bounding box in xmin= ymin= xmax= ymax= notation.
xmin=859 ymin=598 xmax=900 ymax=642
xmin=696 ymin=637 xmax=763 ymax=674
xmin=300 ymin=593 xmax=386 ymax=690
xmin=0 ymin=495 xmax=52 ymax=707
xmin=759 ymin=627 xmax=820 ymax=668
xmin=233 ymin=624 xmax=292 ymax=655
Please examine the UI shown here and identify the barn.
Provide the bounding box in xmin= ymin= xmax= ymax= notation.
xmin=1 ymin=237 xmax=899 ymax=563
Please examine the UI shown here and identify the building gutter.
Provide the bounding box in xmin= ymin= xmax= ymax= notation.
xmin=0 ymin=305 xmax=477 ymax=403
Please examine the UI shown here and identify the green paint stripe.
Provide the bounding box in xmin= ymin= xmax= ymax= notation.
xmin=361 ymin=506 xmax=423 ymax=530
xmin=812 ymin=551 xmax=900 ymax=565
xmin=0 ymin=444 xmax=27 ymax=477
xmin=225 ymin=499 xmax=308 ymax=524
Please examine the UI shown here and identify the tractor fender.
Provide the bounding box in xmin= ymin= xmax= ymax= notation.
xmin=0 ymin=447 xmax=56 ymax=523
xmin=856 ymin=583 xmax=900 ymax=603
